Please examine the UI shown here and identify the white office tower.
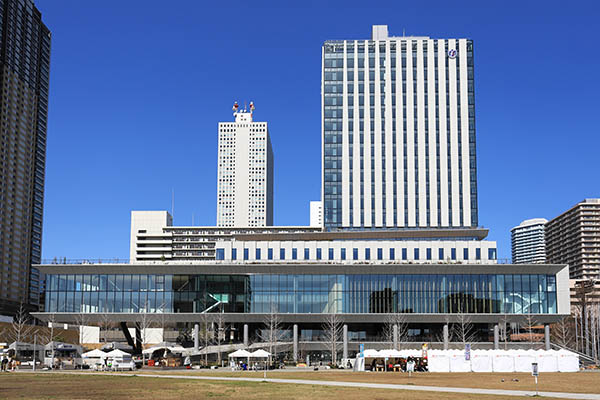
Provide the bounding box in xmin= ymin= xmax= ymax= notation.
xmin=322 ymin=25 xmax=477 ymax=229
xmin=511 ymin=218 xmax=548 ymax=264
xmin=310 ymin=201 xmax=323 ymax=227
xmin=217 ymin=102 xmax=273 ymax=227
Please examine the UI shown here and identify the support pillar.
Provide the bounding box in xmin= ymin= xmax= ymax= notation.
xmin=194 ymin=323 xmax=199 ymax=351
xmin=393 ymin=324 xmax=398 ymax=350
xmin=494 ymin=324 xmax=499 ymax=350
xmin=343 ymin=324 xmax=348 ymax=360
xmin=243 ymin=324 xmax=249 ymax=347
xmin=293 ymin=324 xmax=298 ymax=363
xmin=443 ymin=324 xmax=449 ymax=350
xmin=545 ymin=324 xmax=551 ymax=351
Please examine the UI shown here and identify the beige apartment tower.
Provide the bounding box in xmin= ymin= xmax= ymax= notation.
xmin=546 ymin=199 xmax=600 ymax=280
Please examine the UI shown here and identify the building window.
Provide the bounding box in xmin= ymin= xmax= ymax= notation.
xmin=256 ymin=248 xmax=261 ymax=260
xmin=414 ymin=248 xmax=419 ymax=260
xmin=216 ymin=249 xmax=224 ymax=260
xmin=488 ymin=248 xmax=497 ymax=260
xmin=476 ymin=248 xmax=481 ymax=260
xmin=439 ymin=248 xmax=444 ymax=260
xmin=304 ymin=248 xmax=310 ymax=259
xmin=328 ymin=248 xmax=334 ymax=260
xmin=316 ymin=248 xmax=322 ymax=260
xmin=268 ymin=248 xmax=273 ymax=260
xmin=244 ymin=248 xmax=249 ymax=260
xmin=292 ymin=248 xmax=298 ymax=260
xmin=377 ymin=248 xmax=383 ymax=260
xmin=353 ymin=248 xmax=359 ymax=260
xmin=280 ymin=248 xmax=285 ymax=260
xmin=402 ymin=248 xmax=407 ymax=260
xmin=463 ymin=248 xmax=469 ymax=260
xmin=451 ymin=248 xmax=456 ymax=260
xmin=341 ymin=248 xmax=346 ymax=260
xmin=232 ymin=248 xmax=237 ymax=260
xmin=389 ymin=248 xmax=395 ymax=260
xmin=365 ymin=248 xmax=371 ymax=260
xmin=426 ymin=248 xmax=432 ymax=260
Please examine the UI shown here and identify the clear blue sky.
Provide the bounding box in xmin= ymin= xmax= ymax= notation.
xmin=37 ymin=0 xmax=599 ymax=261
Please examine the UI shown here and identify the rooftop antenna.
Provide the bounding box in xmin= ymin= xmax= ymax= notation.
xmin=171 ymin=188 xmax=175 ymax=219
xmin=403 ymin=28 xmax=406 ymax=37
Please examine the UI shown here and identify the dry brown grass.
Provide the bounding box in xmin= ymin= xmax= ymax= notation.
xmin=0 ymin=373 xmax=516 ymax=399
xmin=130 ymin=369 xmax=600 ymax=394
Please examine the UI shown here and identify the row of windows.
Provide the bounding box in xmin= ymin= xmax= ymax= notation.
xmin=217 ymin=247 xmax=496 ymax=261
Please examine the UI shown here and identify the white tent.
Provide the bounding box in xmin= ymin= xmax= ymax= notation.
xmin=449 ymin=350 xmax=471 ymax=372
xmin=427 ymin=350 xmax=450 ymax=372
xmin=106 ymin=349 xmax=131 ymax=359
xmin=514 ymin=350 xmax=537 ymax=373
xmin=362 ymin=349 xmax=381 ymax=358
xmin=557 ymin=349 xmax=579 ymax=372
xmin=379 ymin=349 xmax=403 ymax=358
xmin=398 ymin=349 xmax=422 ymax=358
xmin=249 ymin=349 xmax=271 ymax=358
xmin=142 ymin=344 xmax=186 ymax=355
xmin=229 ymin=349 xmax=252 ymax=358
xmin=491 ymin=351 xmax=515 ymax=372
xmin=536 ymin=350 xmax=559 ymax=372
xmin=470 ymin=350 xmax=493 ymax=372
xmin=82 ymin=349 xmax=108 ymax=359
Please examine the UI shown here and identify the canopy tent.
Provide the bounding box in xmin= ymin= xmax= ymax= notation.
xmin=249 ymin=349 xmax=271 ymax=358
xmin=379 ymin=349 xmax=403 ymax=358
xmin=557 ymin=349 xmax=579 ymax=372
xmin=491 ymin=351 xmax=515 ymax=372
xmin=470 ymin=350 xmax=493 ymax=373
xmin=449 ymin=351 xmax=471 ymax=372
xmin=82 ymin=349 xmax=108 ymax=359
xmin=362 ymin=349 xmax=381 ymax=358
xmin=106 ymin=349 xmax=131 ymax=359
xmin=427 ymin=350 xmax=450 ymax=372
xmin=536 ymin=350 xmax=559 ymax=372
xmin=514 ymin=350 xmax=537 ymax=373
xmin=228 ymin=349 xmax=252 ymax=358
xmin=143 ymin=343 xmax=186 ymax=356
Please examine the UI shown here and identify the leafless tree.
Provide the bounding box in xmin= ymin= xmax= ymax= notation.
xmin=198 ymin=313 xmax=214 ymax=366
xmin=9 ymin=302 xmax=35 ymax=360
xmin=551 ymin=316 xmax=574 ymax=349
xmin=499 ymin=314 xmax=511 ymax=350
xmin=321 ymin=313 xmax=343 ymax=365
xmin=214 ymin=311 xmax=225 ymax=366
xmin=523 ymin=311 xmax=542 ymax=348
xmin=451 ymin=306 xmax=476 ymax=346
xmin=74 ymin=312 xmax=92 ymax=345
xmin=136 ymin=301 xmax=155 ymax=365
xmin=98 ymin=313 xmax=114 ymax=344
xmin=156 ymin=302 xmax=169 ymax=343
xmin=382 ymin=313 xmax=408 ymax=350
xmin=39 ymin=313 xmax=62 ymax=368
xmin=258 ymin=303 xmax=287 ymax=363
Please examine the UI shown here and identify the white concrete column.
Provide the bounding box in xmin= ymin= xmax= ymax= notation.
xmin=393 ymin=324 xmax=398 ymax=350
xmin=243 ymin=324 xmax=249 ymax=347
xmin=293 ymin=324 xmax=298 ymax=362
xmin=343 ymin=324 xmax=348 ymax=360
xmin=194 ymin=323 xmax=199 ymax=351
xmin=443 ymin=324 xmax=449 ymax=350
xmin=545 ymin=324 xmax=551 ymax=351
xmin=494 ymin=324 xmax=499 ymax=350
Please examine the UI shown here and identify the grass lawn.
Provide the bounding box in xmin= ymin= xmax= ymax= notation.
xmin=0 ymin=373 xmax=517 ymax=399
xmin=130 ymin=369 xmax=600 ymax=394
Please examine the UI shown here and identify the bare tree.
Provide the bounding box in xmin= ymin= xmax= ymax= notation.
xmin=214 ymin=311 xmax=225 ymax=366
xmin=9 ymin=302 xmax=35 ymax=360
xmin=39 ymin=313 xmax=62 ymax=368
xmin=551 ymin=316 xmax=574 ymax=349
xmin=156 ymin=302 xmax=169 ymax=343
xmin=499 ymin=314 xmax=511 ymax=350
xmin=321 ymin=313 xmax=343 ymax=365
xmin=258 ymin=303 xmax=287 ymax=364
xmin=74 ymin=312 xmax=92 ymax=345
xmin=451 ymin=306 xmax=476 ymax=346
xmin=523 ymin=311 xmax=542 ymax=348
xmin=198 ymin=313 xmax=214 ymax=366
xmin=382 ymin=313 xmax=408 ymax=350
xmin=136 ymin=301 xmax=154 ymax=365
xmin=98 ymin=313 xmax=114 ymax=344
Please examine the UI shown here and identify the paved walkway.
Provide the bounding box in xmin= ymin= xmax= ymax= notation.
xmin=26 ymin=371 xmax=600 ymax=400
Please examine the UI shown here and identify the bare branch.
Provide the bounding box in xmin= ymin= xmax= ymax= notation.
xmin=257 ymin=303 xmax=288 ymax=364
xmin=321 ymin=313 xmax=343 ymax=365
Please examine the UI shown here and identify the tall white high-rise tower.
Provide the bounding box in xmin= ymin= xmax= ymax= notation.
xmin=322 ymin=25 xmax=478 ymax=230
xmin=217 ymin=102 xmax=273 ymax=227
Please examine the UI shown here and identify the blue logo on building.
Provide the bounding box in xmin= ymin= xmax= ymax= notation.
xmin=448 ymin=49 xmax=457 ymax=59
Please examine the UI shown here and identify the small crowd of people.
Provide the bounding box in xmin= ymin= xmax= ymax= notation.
xmin=368 ymin=356 xmax=428 ymax=372
xmin=1 ymin=355 xmax=16 ymax=372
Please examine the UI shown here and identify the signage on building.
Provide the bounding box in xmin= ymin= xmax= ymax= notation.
xmin=448 ymin=49 xmax=457 ymax=59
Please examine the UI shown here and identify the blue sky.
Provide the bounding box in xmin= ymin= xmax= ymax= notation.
xmin=37 ymin=0 xmax=599 ymax=261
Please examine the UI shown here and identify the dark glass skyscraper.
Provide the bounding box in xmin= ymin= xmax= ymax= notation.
xmin=0 ymin=0 xmax=50 ymax=314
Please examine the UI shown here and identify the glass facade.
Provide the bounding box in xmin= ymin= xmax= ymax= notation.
xmin=45 ymin=273 xmax=557 ymax=315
